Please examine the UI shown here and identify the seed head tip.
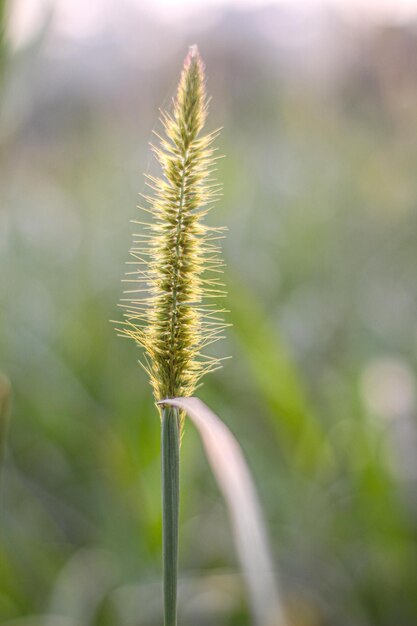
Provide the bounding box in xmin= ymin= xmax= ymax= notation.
xmin=184 ymin=44 xmax=202 ymax=70
xmin=117 ymin=43 xmax=227 ymax=425
xmin=189 ymin=44 xmax=199 ymax=58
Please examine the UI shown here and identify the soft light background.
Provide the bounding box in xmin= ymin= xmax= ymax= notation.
xmin=1 ymin=0 xmax=417 ymax=624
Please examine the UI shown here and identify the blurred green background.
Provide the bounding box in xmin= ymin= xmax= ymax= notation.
xmin=1 ymin=0 xmax=417 ymax=624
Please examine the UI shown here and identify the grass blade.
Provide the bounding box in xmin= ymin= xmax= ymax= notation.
xmin=229 ymin=280 xmax=333 ymax=473
xmin=159 ymin=397 xmax=287 ymax=626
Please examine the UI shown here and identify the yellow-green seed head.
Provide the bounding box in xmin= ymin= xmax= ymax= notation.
xmin=117 ymin=45 xmax=227 ymax=418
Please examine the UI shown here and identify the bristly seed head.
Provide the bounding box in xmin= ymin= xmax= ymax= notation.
xmin=116 ymin=45 xmax=228 ymax=424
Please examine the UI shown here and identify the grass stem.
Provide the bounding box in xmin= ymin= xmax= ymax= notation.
xmin=162 ymin=405 xmax=180 ymax=626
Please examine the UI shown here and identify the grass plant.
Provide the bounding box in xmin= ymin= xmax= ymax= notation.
xmin=116 ymin=45 xmax=227 ymax=626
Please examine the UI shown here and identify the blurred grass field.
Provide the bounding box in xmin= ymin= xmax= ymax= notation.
xmin=1 ymin=1 xmax=417 ymax=624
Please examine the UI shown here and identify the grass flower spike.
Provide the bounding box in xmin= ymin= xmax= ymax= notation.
xmin=119 ymin=45 xmax=227 ymax=419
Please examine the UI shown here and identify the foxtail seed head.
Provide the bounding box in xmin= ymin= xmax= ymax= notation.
xmin=116 ymin=46 xmax=227 ymax=420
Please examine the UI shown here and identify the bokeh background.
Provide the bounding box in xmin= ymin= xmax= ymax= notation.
xmin=1 ymin=0 xmax=417 ymax=624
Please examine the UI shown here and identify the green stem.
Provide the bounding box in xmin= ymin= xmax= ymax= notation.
xmin=162 ymin=406 xmax=180 ymax=626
